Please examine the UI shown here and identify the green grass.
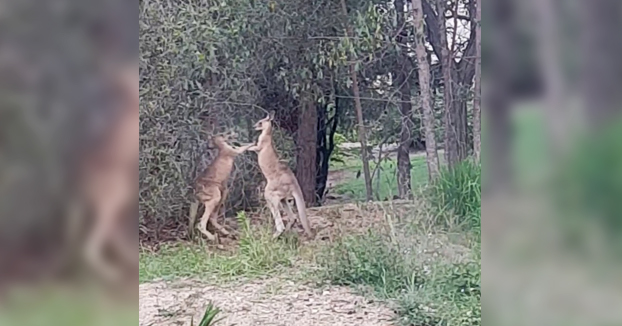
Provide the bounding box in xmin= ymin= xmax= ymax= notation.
xmin=333 ymin=156 xmax=429 ymax=201
xmin=140 ymin=212 xmax=300 ymax=283
xmin=429 ymin=160 xmax=481 ymax=235
xmin=318 ymin=152 xmax=481 ymax=325
xmin=0 ymin=289 xmax=137 ymax=326
xmin=317 ymin=225 xmax=480 ymax=326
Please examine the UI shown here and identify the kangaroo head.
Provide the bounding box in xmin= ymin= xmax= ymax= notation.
xmin=254 ymin=111 xmax=275 ymax=131
xmin=212 ymin=132 xmax=241 ymax=155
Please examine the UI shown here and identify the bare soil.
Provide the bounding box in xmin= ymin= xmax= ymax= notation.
xmin=139 ymin=278 xmax=395 ymax=326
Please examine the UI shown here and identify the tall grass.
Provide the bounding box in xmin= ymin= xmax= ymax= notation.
xmin=317 ymin=230 xmax=480 ymax=326
xmin=429 ymin=159 xmax=481 ymax=233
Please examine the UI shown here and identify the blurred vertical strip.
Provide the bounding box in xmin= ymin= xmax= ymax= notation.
xmin=0 ymin=0 xmax=138 ymax=313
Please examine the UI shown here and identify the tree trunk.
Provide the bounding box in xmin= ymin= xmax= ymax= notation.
xmin=411 ymin=0 xmax=440 ymax=180
xmin=579 ymin=0 xmax=622 ymax=127
xmin=423 ymin=0 xmax=476 ymax=165
xmin=473 ymin=0 xmax=481 ymax=162
xmin=486 ymin=0 xmax=515 ymax=193
xmin=437 ymin=0 xmax=462 ymax=169
xmin=394 ymin=0 xmax=414 ymax=199
xmin=341 ymin=0 xmax=373 ymax=201
xmin=315 ymin=97 xmax=340 ymax=204
xmin=296 ymin=97 xmax=318 ymax=205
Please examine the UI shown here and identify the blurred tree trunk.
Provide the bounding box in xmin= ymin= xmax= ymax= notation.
xmin=486 ymin=0 xmax=515 ymax=192
xmin=412 ymin=0 xmax=440 ymax=180
xmin=341 ymin=0 xmax=373 ymax=201
xmin=296 ymin=97 xmax=318 ymax=205
xmin=532 ymin=0 xmax=567 ymax=153
xmin=394 ymin=0 xmax=414 ymax=199
xmin=579 ymin=0 xmax=622 ymax=126
xmin=473 ymin=0 xmax=481 ymax=162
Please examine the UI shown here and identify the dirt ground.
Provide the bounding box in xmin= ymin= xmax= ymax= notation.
xmin=139 ymin=202 xmax=423 ymax=326
xmin=139 ymin=278 xmax=395 ymax=326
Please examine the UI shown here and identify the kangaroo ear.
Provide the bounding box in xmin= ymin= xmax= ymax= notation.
xmin=268 ymin=110 xmax=275 ymax=121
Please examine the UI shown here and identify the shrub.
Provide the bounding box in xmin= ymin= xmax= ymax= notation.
xmin=555 ymin=117 xmax=622 ymax=254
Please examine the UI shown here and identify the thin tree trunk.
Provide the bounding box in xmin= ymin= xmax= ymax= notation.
xmin=437 ymin=0 xmax=459 ymax=169
xmin=486 ymin=0 xmax=514 ymax=193
xmin=296 ymin=97 xmax=318 ymax=205
xmin=473 ymin=0 xmax=481 ymax=162
xmin=394 ymin=0 xmax=413 ymax=199
xmin=532 ymin=0 xmax=567 ymax=153
xmin=340 ymin=0 xmax=373 ymax=201
xmin=412 ymin=0 xmax=440 ymax=180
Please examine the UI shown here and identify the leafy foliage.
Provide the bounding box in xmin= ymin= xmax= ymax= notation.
xmin=139 ymin=0 xmax=398 ymax=234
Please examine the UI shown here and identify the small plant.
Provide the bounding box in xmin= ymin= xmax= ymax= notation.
xmin=190 ymin=302 xmax=224 ymax=326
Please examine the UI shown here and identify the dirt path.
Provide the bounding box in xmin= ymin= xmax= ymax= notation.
xmin=140 ymin=278 xmax=395 ymax=326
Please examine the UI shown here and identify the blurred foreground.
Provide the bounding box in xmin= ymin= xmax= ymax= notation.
xmin=485 ymin=0 xmax=622 ymax=325
xmin=0 ymin=0 xmax=137 ymax=324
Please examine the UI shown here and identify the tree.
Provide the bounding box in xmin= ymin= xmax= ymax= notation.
xmin=473 ymin=0 xmax=481 ymax=162
xmin=486 ymin=0 xmax=514 ymax=192
xmin=422 ymin=0 xmax=477 ymax=167
xmin=341 ymin=0 xmax=373 ymax=201
xmin=394 ymin=0 xmax=414 ymax=199
xmin=411 ymin=0 xmax=440 ymax=179
xmin=296 ymin=97 xmax=318 ymax=205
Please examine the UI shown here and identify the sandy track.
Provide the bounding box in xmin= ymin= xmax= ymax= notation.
xmin=140 ymin=278 xmax=395 ymax=326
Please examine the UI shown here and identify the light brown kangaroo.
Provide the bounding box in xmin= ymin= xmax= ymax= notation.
xmin=249 ymin=113 xmax=314 ymax=239
xmin=189 ymin=133 xmax=253 ymax=241
xmin=72 ymin=62 xmax=139 ymax=284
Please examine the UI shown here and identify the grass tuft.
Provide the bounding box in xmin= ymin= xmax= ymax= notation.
xmin=191 ymin=302 xmax=224 ymax=326
xmin=429 ymin=159 xmax=481 ymax=234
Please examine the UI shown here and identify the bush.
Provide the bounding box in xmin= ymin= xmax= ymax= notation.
xmin=429 ymin=160 xmax=481 ymax=233
xmin=555 ymin=117 xmax=622 ymax=254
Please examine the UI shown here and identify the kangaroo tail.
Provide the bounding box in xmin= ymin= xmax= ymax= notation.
xmin=188 ymin=200 xmax=200 ymax=238
xmin=292 ymin=186 xmax=314 ymax=238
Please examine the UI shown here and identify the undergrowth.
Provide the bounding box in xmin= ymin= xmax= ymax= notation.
xmin=139 ymin=211 xmax=299 ymax=283
xmin=318 ymin=230 xmax=480 ymax=326
xmin=319 ymin=158 xmax=481 ymax=325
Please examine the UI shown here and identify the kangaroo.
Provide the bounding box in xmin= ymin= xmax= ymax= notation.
xmin=189 ymin=133 xmax=253 ymax=241
xmin=72 ymin=62 xmax=139 ymax=284
xmin=249 ymin=112 xmax=314 ymax=239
